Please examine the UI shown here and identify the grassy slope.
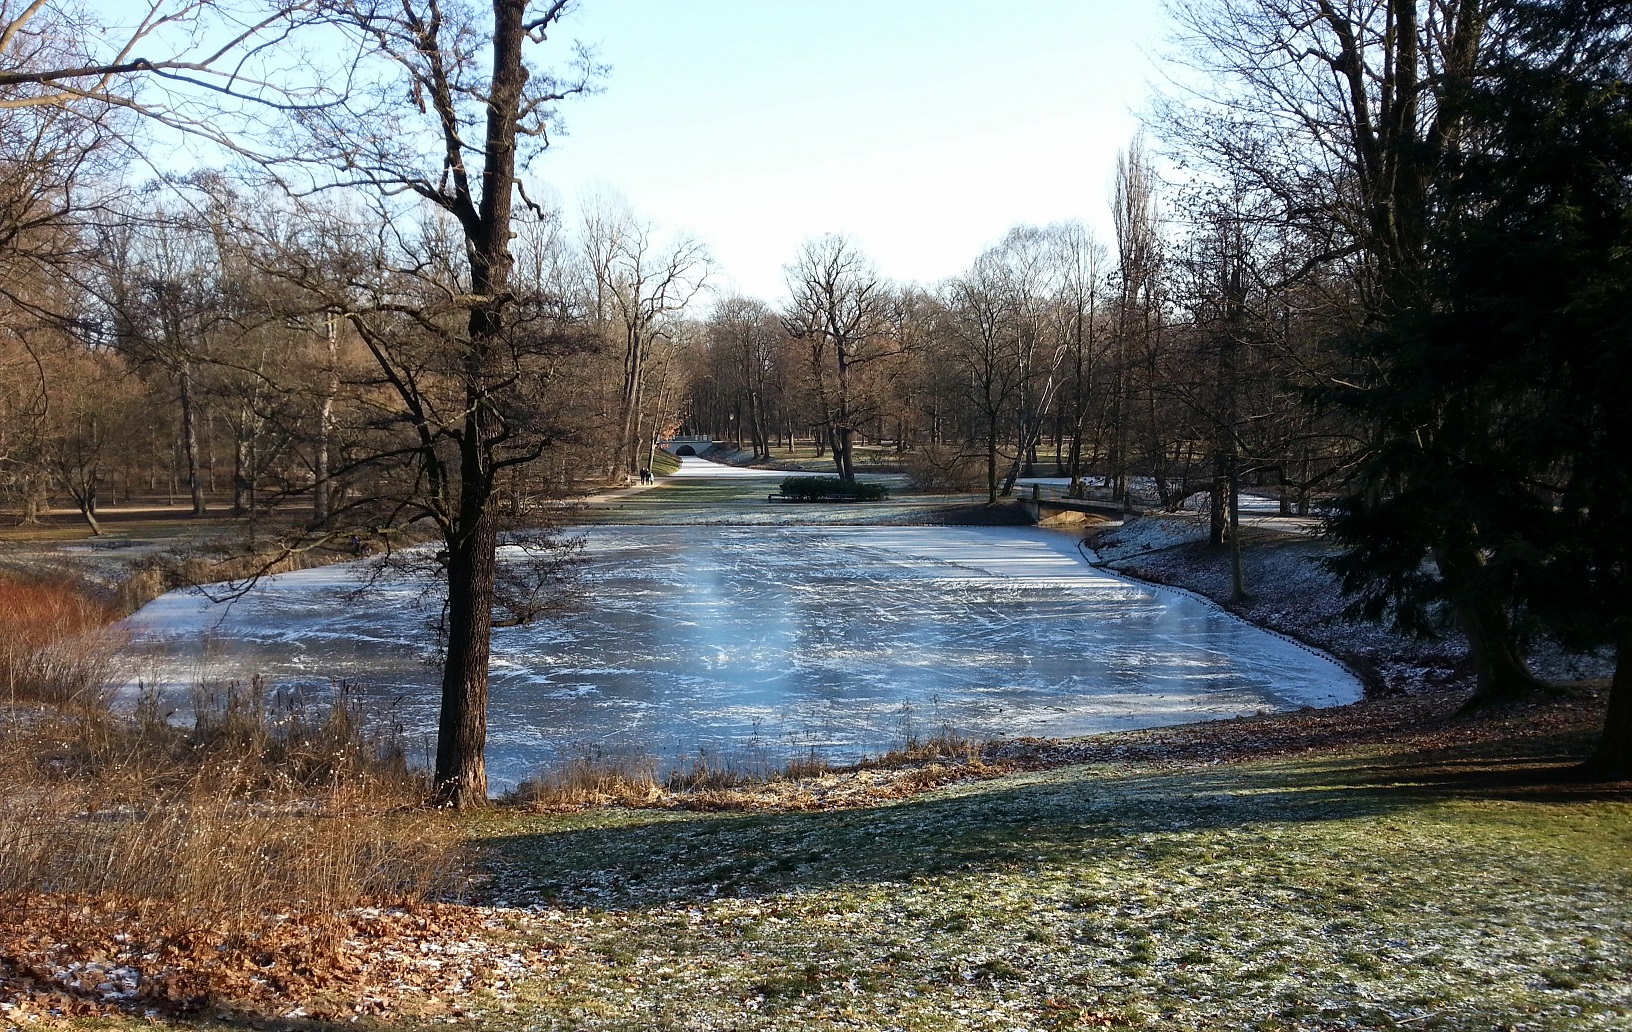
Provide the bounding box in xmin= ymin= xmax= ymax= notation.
xmin=22 ymin=480 xmax=1630 ymax=1030
xmin=465 ymin=466 xmax=1630 ymax=1030
xmin=460 ymin=718 xmax=1632 ymax=1032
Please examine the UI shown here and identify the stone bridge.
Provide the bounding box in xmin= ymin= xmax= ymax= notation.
xmin=659 ymin=435 xmax=714 ymax=457
xmin=1018 ymin=482 xmax=1129 ymax=525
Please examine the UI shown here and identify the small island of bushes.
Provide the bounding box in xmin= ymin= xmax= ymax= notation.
xmin=774 ymin=476 xmax=890 ymax=502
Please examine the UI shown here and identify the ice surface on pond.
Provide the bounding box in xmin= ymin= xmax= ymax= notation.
xmin=122 ymin=525 xmax=1362 ymax=790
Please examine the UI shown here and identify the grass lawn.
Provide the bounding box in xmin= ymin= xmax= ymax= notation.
xmin=8 ymin=481 xmax=1629 ymax=1030
xmin=740 ymin=442 xmax=906 ymax=473
xmin=574 ymin=477 xmax=779 ymax=524
xmin=453 ymin=720 xmax=1632 ymax=1031
xmin=0 ymin=505 xmax=245 ymax=544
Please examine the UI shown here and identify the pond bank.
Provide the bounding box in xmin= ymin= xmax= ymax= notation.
xmin=1086 ymin=513 xmax=1613 ymax=700
xmin=5 ymin=471 xmax=1629 ymax=1029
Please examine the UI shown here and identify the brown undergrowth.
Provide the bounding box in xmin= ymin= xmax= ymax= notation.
xmin=0 ymin=572 xmax=496 ymax=1024
xmin=507 ymin=727 xmax=998 ymax=812
xmin=0 ymin=574 xmax=126 ymax=707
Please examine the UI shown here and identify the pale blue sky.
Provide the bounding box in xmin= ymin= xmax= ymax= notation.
xmin=534 ymin=1 xmax=1170 ymax=300
xmin=96 ymin=0 xmax=1168 ymax=300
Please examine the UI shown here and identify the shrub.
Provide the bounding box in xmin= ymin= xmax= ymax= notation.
xmin=0 ymin=684 xmax=457 ymax=930
xmin=0 ymin=574 xmax=125 ymax=709
xmin=779 ymin=476 xmax=889 ymax=501
xmin=901 ymin=444 xmax=986 ymax=491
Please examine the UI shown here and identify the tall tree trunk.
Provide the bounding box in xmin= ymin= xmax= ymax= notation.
xmin=1586 ymin=628 xmax=1632 ymax=779
xmin=78 ymin=480 xmax=101 ymax=536
xmin=614 ymin=325 xmax=644 ymax=476
xmin=435 ymin=500 xmax=498 ymax=806
xmin=1433 ymin=544 xmax=1543 ymax=706
xmin=233 ymin=430 xmax=249 ymax=514
xmin=833 ymin=353 xmax=856 ymax=483
xmin=1229 ymin=467 xmax=1246 ymax=602
xmin=179 ymin=360 xmax=205 ymax=516
xmin=1209 ymin=463 xmax=1227 ymax=547
xmin=749 ymin=392 xmax=767 ymax=460
xmin=427 ymin=0 xmax=532 ymax=808
xmin=986 ymin=413 xmax=1000 ymax=505
xmin=314 ymin=315 xmax=337 ymax=522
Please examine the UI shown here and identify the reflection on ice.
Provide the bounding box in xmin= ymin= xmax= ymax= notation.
xmin=122 ymin=525 xmax=1362 ymax=790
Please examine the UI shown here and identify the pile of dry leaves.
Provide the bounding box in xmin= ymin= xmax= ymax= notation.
xmin=0 ymin=896 xmax=556 ymax=1024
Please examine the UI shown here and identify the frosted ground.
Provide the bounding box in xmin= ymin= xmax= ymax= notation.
xmin=123 ymin=458 xmax=1360 ymax=790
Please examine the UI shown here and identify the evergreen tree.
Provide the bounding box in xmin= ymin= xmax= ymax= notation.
xmin=1328 ymin=0 xmax=1632 ymax=768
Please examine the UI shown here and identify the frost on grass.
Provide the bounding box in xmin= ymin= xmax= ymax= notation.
xmin=472 ymin=750 xmax=1632 ymax=1031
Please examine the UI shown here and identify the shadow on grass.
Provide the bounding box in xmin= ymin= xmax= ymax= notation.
xmin=478 ymin=724 xmax=1631 ymax=910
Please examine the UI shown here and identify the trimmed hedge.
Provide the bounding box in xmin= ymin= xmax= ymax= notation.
xmin=779 ymin=476 xmax=890 ymax=501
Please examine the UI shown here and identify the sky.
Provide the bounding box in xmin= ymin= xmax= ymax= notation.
xmin=530 ymin=1 xmax=1172 ymax=302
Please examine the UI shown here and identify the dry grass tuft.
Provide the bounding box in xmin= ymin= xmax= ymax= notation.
xmin=0 ymin=695 xmax=460 ymax=924
xmin=511 ymin=732 xmax=1001 ymax=813
xmin=0 ymin=575 xmax=474 ymax=1021
xmin=0 ymin=697 xmax=469 ymax=1020
xmin=870 ymin=726 xmax=987 ymax=766
xmin=507 ymin=745 xmax=663 ymax=809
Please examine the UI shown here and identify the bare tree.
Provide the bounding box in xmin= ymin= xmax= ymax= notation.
xmin=257 ymin=0 xmax=600 ymax=807
xmin=0 ymin=0 xmax=318 ymax=118
xmin=992 ymin=226 xmax=1075 ymax=498
xmin=943 ymin=251 xmax=1024 ymax=504
xmin=1162 ymin=0 xmax=1539 ymax=703
xmin=39 ymin=345 xmax=140 ymax=533
xmin=581 ymin=203 xmax=710 ymax=477
xmin=1049 ymin=222 xmax=1108 ymax=496
xmin=705 ymin=296 xmax=781 ymax=461
xmin=781 ymin=235 xmax=897 ymax=483
xmin=1109 ymin=135 xmax=1166 ymax=502
xmin=96 ymin=200 xmax=232 ymax=517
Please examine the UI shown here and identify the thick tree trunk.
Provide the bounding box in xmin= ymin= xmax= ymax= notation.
xmin=233 ymin=432 xmax=249 ymax=514
xmin=425 ymin=0 xmax=535 ymax=808
xmin=1585 ymin=630 xmax=1632 ymax=779
xmin=1435 ymin=545 xmax=1543 ymax=705
xmin=434 ymin=503 xmax=498 ymax=806
xmin=1066 ymin=433 xmax=1085 ymax=497
xmin=79 ymin=484 xmax=101 ymax=536
xmin=829 ymin=425 xmax=855 ymax=482
xmin=834 ymin=355 xmax=856 ymax=484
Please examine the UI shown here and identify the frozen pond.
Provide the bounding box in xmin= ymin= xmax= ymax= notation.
xmin=123 ymin=525 xmax=1362 ymax=790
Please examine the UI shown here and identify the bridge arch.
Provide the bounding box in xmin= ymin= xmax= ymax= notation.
xmin=659 ymin=435 xmax=714 ymax=458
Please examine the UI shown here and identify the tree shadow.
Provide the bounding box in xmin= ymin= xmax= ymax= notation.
xmin=479 ymin=733 xmax=1631 ymax=911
